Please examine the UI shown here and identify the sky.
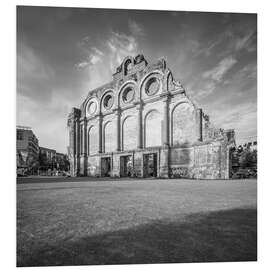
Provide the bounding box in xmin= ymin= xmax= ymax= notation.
xmin=17 ymin=6 xmax=257 ymax=153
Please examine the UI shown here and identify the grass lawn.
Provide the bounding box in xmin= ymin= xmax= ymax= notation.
xmin=17 ymin=178 xmax=257 ymax=266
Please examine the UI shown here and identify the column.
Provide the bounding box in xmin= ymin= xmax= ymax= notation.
xmin=81 ymin=122 xmax=85 ymax=155
xmin=75 ymin=120 xmax=80 ymax=175
xmin=98 ymin=114 xmax=103 ymax=153
xmin=196 ymin=108 xmax=203 ymax=141
xmin=136 ymin=103 xmax=143 ymax=149
xmin=115 ymin=108 xmax=121 ymax=151
xmin=163 ymin=98 xmax=170 ymax=146
xmin=75 ymin=120 xmax=80 ymax=157
xmin=160 ymin=93 xmax=170 ymax=178
xmin=83 ymin=118 xmax=87 ymax=175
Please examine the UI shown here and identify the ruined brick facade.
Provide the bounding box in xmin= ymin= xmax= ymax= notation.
xmin=67 ymin=55 xmax=235 ymax=179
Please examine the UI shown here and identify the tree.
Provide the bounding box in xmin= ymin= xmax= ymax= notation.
xmin=239 ymin=148 xmax=257 ymax=169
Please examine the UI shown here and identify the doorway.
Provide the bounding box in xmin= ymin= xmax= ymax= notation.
xmin=101 ymin=157 xmax=111 ymax=177
xmin=143 ymin=153 xmax=157 ymax=177
xmin=120 ymin=155 xmax=133 ymax=177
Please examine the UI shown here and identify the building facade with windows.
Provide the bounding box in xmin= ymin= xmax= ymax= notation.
xmin=39 ymin=147 xmax=69 ymax=171
xmin=67 ymin=55 xmax=235 ymax=179
xmin=39 ymin=147 xmax=57 ymax=162
xmin=16 ymin=126 xmax=39 ymax=168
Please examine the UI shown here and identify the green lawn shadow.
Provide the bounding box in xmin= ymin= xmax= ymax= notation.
xmin=17 ymin=207 xmax=257 ymax=267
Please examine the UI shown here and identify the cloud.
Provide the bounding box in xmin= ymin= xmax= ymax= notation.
xmin=106 ymin=31 xmax=139 ymax=72
xmin=75 ymin=36 xmax=105 ymax=69
xmin=17 ymin=42 xmax=89 ymax=152
xmin=234 ymin=30 xmax=256 ymax=52
xmin=195 ymin=82 xmax=216 ymax=99
xmin=75 ymin=61 xmax=89 ymax=69
xmin=92 ymin=47 xmax=104 ymax=56
xmin=17 ymin=89 xmax=74 ymax=153
xmin=74 ymin=30 xmax=140 ymax=94
xmin=202 ymin=56 xmax=237 ymax=82
xmin=225 ymin=63 xmax=257 ymax=86
xmin=17 ymin=43 xmax=55 ymax=102
xmin=193 ymin=35 xmax=225 ymax=58
xmin=189 ymin=56 xmax=238 ymax=100
xmin=75 ymin=47 xmax=103 ymax=70
xmin=76 ymin=28 xmax=140 ymax=74
xmin=238 ymin=64 xmax=257 ymax=80
xmin=210 ymin=101 xmax=257 ymax=144
xmin=194 ymin=26 xmax=256 ymax=60
xmin=128 ymin=20 xmax=145 ymax=37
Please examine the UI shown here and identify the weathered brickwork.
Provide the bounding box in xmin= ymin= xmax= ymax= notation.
xmin=67 ymin=55 xmax=235 ymax=179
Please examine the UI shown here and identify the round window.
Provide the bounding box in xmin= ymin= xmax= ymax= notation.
xmin=103 ymin=94 xmax=113 ymax=109
xmin=122 ymin=87 xmax=134 ymax=103
xmin=145 ymin=77 xmax=160 ymax=96
xmin=87 ymin=101 xmax=97 ymax=115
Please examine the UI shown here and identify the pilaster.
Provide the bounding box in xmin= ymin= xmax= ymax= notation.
xmin=113 ymin=108 xmax=121 ymax=151
xmin=97 ymin=113 xmax=103 ymax=153
xmin=135 ymin=101 xmax=143 ymax=149
xmin=161 ymin=94 xmax=171 ymax=146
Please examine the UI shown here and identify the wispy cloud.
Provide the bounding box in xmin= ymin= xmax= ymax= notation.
xmin=224 ymin=63 xmax=257 ymax=86
xmin=107 ymin=31 xmax=139 ymax=72
xmin=76 ymin=30 xmax=139 ymax=73
xmin=194 ymin=26 xmax=256 ymax=59
xmin=17 ymin=43 xmax=55 ymax=102
xmin=75 ymin=61 xmax=89 ymax=69
xmin=202 ymin=56 xmax=237 ymax=82
xmin=234 ymin=30 xmax=256 ymax=52
xmin=193 ymin=35 xmax=225 ymax=58
xmin=75 ymin=53 xmax=102 ymax=69
xmin=128 ymin=19 xmax=146 ymax=37
xmin=75 ymin=39 xmax=104 ymax=70
xmin=189 ymin=56 xmax=238 ymax=100
xmin=92 ymin=47 xmax=104 ymax=56
xmin=211 ymin=102 xmax=257 ymax=143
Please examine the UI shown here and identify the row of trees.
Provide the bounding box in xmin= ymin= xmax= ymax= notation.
xmin=17 ymin=151 xmax=70 ymax=175
xmin=231 ymin=144 xmax=257 ymax=178
xmin=38 ymin=152 xmax=70 ymax=171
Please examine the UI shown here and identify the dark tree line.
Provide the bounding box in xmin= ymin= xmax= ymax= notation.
xmin=38 ymin=152 xmax=70 ymax=171
xmin=231 ymin=144 xmax=257 ymax=178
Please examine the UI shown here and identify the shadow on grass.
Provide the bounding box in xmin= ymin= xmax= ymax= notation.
xmin=17 ymin=207 xmax=257 ymax=267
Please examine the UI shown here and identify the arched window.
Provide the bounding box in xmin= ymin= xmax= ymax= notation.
xmin=172 ymin=103 xmax=196 ymax=146
xmin=144 ymin=110 xmax=162 ymax=147
xmin=122 ymin=116 xmax=137 ymax=150
xmin=104 ymin=121 xmax=116 ymax=152
xmin=88 ymin=126 xmax=98 ymax=155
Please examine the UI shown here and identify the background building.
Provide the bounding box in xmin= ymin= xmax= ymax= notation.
xmin=16 ymin=126 xmax=39 ymax=171
xmin=39 ymin=147 xmax=69 ymax=171
xmin=68 ymin=55 xmax=235 ymax=179
xmin=39 ymin=147 xmax=57 ymax=163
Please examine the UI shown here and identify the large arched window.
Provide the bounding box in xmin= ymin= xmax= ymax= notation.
xmin=88 ymin=126 xmax=98 ymax=155
xmin=104 ymin=121 xmax=116 ymax=152
xmin=144 ymin=110 xmax=162 ymax=147
xmin=122 ymin=116 xmax=137 ymax=150
xmin=172 ymin=102 xmax=196 ymax=145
